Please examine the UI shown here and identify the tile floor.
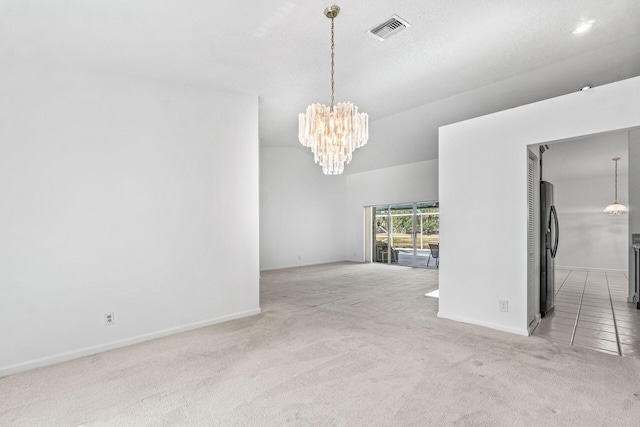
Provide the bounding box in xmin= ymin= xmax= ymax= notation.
xmin=533 ymin=268 xmax=640 ymax=358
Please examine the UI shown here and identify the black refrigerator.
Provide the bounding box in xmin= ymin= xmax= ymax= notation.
xmin=540 ymin=181 xmax=559 ymax=317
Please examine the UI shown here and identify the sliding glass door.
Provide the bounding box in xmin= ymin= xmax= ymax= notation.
xmin=390 ymin=204 xmax=416 ymax=267
xmin=372 ymin=201 xmax=439 ymax=268
xmin=374 ymin=206 xmax=390 ymax=263
xmin=415 ymin=202 xmax=439 ymax=268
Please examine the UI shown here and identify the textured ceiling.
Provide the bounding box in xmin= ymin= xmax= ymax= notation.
xmin=2 ymin=1 xmax=640 ymax=172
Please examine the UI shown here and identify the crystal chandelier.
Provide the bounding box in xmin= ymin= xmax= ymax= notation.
xmin=298 ymin=5 xmax=369 ymax=175
xmin=603 ymin=157 xmax=629 ymax=215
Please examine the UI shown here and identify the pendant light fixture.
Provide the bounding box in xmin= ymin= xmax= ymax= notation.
xmin=603 ymin=157 xmax=629 ymax=215
xmin=298 ymin=5 xmax=369 ymax=175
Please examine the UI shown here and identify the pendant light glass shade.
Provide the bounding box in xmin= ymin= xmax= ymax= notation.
xmin=603 ymin=202 xmax=628 ymax=215
xmin=603 ymin=157 xmax=628 ymax=215
xmin=298 ymin=5 xmax=369 ymax=175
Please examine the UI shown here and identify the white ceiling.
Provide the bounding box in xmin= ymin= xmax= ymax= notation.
xmin=2 ymin=1 xmax=640 ymax=172
xmin=543 ymin=131 xmax=629 ymax=182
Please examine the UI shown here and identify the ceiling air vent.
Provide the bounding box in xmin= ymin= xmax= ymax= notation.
xmin=367 ymin=15 xmax=411 ymax=41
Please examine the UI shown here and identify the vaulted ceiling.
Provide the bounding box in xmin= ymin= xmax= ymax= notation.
xmin=2 ymin=1 xmax=640 ymax=173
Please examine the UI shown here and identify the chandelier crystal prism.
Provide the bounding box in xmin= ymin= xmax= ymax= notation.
xmin=603 ymin=157 xmax=629 ymax=215
xmin=298 ymin=5 xmax=369 ymax=175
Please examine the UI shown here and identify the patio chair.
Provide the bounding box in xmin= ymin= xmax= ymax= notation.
xmin=376 ymin=241 xmax=399 ymax=263
xmin=427 ymin=243 xmax=439 ymax=268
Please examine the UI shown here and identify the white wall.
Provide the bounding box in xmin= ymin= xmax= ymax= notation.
xmin=542 ymin=132 xmax=630 ymax=272
xmin=260 ymin=147 xmax=347 ymax=270
xmin=630 ymin=130 xmax=640 ymax=301
xmin=344 ymin=160 xmax=439 ymax=262
xmin=0 ymin=65 xmax=260 ymax=376
xmin=260 ymin=150 xmax=438 ymax=270
xmin=439 ymin=76 xmax=640 ymax=336
xmin=552 ymin=173 xmax=628 ymax=271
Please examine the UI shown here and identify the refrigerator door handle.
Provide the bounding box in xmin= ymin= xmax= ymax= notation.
xmin=550 ymin=205 xmax=559 ymax=258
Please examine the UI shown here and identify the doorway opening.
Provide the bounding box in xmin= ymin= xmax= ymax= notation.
xmin=368 ymin=201 xmax=439 ymax=268
xmin=527 ymin=131 xmax=640 ymax=357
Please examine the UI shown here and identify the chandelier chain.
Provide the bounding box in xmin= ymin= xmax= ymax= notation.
xmin=331 ymin=16 xmax=335 ymax=110
xmin=615 ymin=157 xmax=618 ymax=202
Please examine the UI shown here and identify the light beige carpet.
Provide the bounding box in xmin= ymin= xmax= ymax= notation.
xmin=2 ymin=262 xmax=640 ymax=426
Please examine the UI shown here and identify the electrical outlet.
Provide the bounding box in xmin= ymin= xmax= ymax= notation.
xmin=298 ymin=255 xmax=301 ymax=260
xmin=104 ymin=312 xmax=114 ymax=326
xmin=499 ymin=300 xmax=509 ymax=313
xmin=353 ymin=251 xmax=356 ymax=257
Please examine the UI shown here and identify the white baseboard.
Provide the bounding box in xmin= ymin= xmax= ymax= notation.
xmin=260 ymin=259 xmax=347 ymax=272
xmin=437 ymin=311 xmax=529 ymax=336
xmin=0 ymin=308 xmax=261 ymax=378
